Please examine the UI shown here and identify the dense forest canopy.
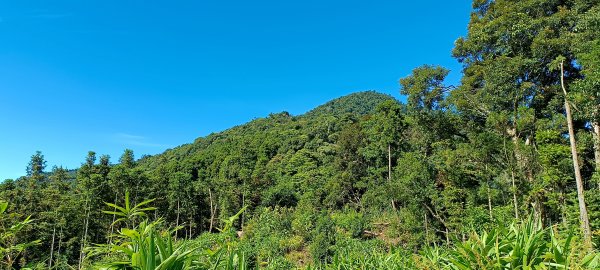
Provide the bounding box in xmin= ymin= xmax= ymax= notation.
xmin=2 ymin=0 xmax=600 ymax=269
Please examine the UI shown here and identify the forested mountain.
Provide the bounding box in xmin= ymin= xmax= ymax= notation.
xmin=2 ymin=0 xmax=600 ymax=269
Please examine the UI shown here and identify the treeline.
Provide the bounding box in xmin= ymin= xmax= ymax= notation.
xmin=2 ymin=0 xmax=600 ymax=268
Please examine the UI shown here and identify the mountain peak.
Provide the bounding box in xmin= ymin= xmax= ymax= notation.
xmin=303 ymin=91 xmax=396 ymax=118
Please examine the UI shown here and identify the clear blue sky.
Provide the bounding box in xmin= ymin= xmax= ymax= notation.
xmin=0 ymin=0 xmax=472 ymax=180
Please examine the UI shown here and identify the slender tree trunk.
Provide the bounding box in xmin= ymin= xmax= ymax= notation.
xmin=190 ymin=210 xmax=194 ymax=238
xmin=510 ymin=85 xmax=539 ymax=221
xmin=561 ymin=61 xmax=592 ymax=246
xmin=593 ymin=120 xmax=600 ymax=189
xmin=209 ymin=188 xmax=215 ymax=233
xmin=524 ymin=137 xmax=542 ymax=222
xmin=189 ymin=217 xmax=193 ymax=239
xmin=388 ymin=144 xmax=397 ymax=211
xmin=487 ymin=185 xmax=493 ymax=219
xmin=388 ymin=143 xmax=392 ymax=181
xmin=108 ymin=193 xmax=117 ymax=244
xmin=511 ymin=128 xmax=540 ymax=221
xmin=511 ymin=170 xmax=519 ymax=219
xmin=424 ymin=212 xmax=429 ymax=246
xmin=176 ymin=199 xmax=180 ymax=239
xmin=49 ymin=225 xmax=56 ymax=269
xmin=79 ymin=198 xmax=91 ymax=270
xmin=56 ymin=226 xmax=63 ymax=267
xmin=504 ymin=137 xmax=520 ymax=220
xmin=242 ymin=185 xmax=246 ymax=228
xmin=423 ymin=203 xmax=450 ymax=245
xmin=445 ymin=227 xmax=450 ymax=245
xmin=485 ymin=164 xmax=493 ymax=219
xmin=561 ymin=191 xmax=568 ymax=227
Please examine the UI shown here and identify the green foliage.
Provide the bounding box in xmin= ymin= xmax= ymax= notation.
xmin=309 ymin=217 xmax=600 ymax=270
xmin=88 ymin=193 xmax=189 ymax=270
xmin=88 ymin=220 xmax=196 ymax=270
xmin=0 ymin=201 xmax=40 ymax=269
xmin=304 ymin=91 xmax=395 ymax=118
xmin=400 ymin=65 xmax=450 ymax=111
xmin=310 ymin=247 xmax=416 ymax=270
xmin=332 ymin=210 xmax=366 ymax=239
xmin=242 ymin=207 xmax=294 ymax=265
xmin=103 ymin=192 xmax=157 ymax=228
xmin=89 ymin=194 xmax=250 ymax=270
xmin=439 ymin=217 xmax=599 ymax=270
xmin=3 ymin=0 xmax=600 ymax=266
xmin=309 ymin=213 xmax=335 ymax=264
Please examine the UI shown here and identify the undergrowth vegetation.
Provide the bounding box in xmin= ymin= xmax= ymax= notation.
xmin=2 ymin=0 xmax=600 ymax=268
xmin=89 ymin=201 xmax=600 ymax=269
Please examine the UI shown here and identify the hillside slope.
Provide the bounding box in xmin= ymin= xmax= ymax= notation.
xmin=137 ymin=91 xmax=395 ymax=169
xmin=134 ymin=90 xmax=399 ymax=225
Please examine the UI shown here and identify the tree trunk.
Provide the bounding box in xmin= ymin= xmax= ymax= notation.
xmin=561 ymin=61 xmax=592 ymax=246
xmin=423 ymin=203 xmax=450 ymax=245
xmin=242 ymin=185 xmax=246 ymax=229
xmin=176 ymin=199 xmax=180 ymax=239
xmin=388 ymin=144 xmax=397 ymax=211
xmin=388 ymin=143 xmax=392 ymax=181
xmin=108 ymin=193 xmax=117 ymax=244
xmin=424 ymin=212 xmax=429 ymax=246
xmin=511 ymin=127 xmax=540 ymax=221
xmin=78 ymin=198 xmax=91 ymax=270
xmin=511 ymin=170 xmax=519 ymax=219
xmin=593 ymin=121 xmax=600 ymax=189
xmin=190 ymin=210 xmax=197 ymax=237
xmin=49 ymin=225 xmax=56 ymax=269
xmin=485 ymin=164 xmax=493 ymax=219
xmin=56 ymin=226 xmax=63 ymax=268
xmin=189 ymin=215 xmax=193 ymax=239
xmin=209 ymin=188 xmax=215 ymax=233
xmin=445 ymin=227 xmax=450 ymax=245
xmin=487 ymin=185 xmax=493 ymax=219
xmin=523 ymin=137 xmax=541 ymax=222
xmin=504 ymin=136 xmax=520 ymax=220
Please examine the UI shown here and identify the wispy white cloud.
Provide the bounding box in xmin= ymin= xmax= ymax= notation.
xmin=113 ymin=133 xmax=170 ymax=148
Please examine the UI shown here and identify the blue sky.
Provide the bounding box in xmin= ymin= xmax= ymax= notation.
xmin=0 ymin=0 xmax=472 ymax=180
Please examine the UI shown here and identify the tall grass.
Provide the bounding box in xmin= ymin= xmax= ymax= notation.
xmin=313 ymin=217 xmax=600 ymax=270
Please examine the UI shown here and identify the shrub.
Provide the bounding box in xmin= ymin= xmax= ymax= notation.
xmin=309 ymin=213 xmax=335 ymax=264
xmin=332 ymin=209 xmax=366 ymax=239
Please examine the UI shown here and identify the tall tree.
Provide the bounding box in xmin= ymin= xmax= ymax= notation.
xmin=26 ymin=151 xmax=47 ymax=180
xmin=573 ymin=1 xmax=600 ymax=185
xmin=556 ymin=57 xmax=592 ymax=245
xmin=450 ymin=0 xmax=594 ymax=223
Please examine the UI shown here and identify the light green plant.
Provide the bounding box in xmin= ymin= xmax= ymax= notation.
xmin=433 ymin=217 xmax=600 ymax=270
xmin=0 ymin=201 xmax=40 ymax=269
xmin=88 ymin=219 xmax=196 ymax=270
xmin=88 ymin=193 xmax=195 ymax=270
xmin=103 ymin=192 xmax=156 ymax=228
xmin=191 ymin=206 xmax=249 ymax=270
